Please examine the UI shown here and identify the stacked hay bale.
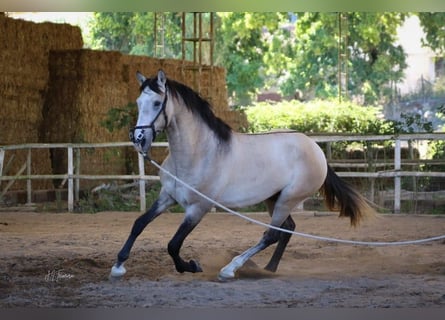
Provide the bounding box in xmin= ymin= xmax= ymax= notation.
xmin=42 ymin=49 xmax=129 ymax=189
xmin=0 ymin=14 xmax=248 ymax=193
xmin=0 ymin=16 xmax=83 ymax=190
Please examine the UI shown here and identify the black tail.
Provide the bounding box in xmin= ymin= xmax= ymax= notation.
xmin=320 ymin=165 xmax=373 ymax=227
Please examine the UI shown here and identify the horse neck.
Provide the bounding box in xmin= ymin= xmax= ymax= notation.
xmin=165 ymin=103 xmax=215 ymax=165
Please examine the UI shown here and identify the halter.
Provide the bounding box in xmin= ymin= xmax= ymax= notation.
xmin=129 ymin=88 xmax=169 ymax=144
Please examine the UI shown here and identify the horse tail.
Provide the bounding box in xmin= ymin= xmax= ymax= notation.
xmin=320 ymin=165 xmax=374 ymax=227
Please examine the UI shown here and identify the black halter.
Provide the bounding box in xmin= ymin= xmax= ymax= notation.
xmin=129 ymin=89 xmax=168 ymax=143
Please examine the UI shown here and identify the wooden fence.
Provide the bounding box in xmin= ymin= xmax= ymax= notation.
xmin=1 ymin=133 xmax=445 ymax=213
xmin=311 ymin=133 xmax=445 ymax=213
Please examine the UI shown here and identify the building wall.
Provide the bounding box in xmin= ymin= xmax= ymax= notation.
xmin=395 ymin=15 xmax=437 ymax=95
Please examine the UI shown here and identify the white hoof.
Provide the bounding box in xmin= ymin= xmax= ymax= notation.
xmin=110 ymin=263 xmax=126 ymax=278
xmin=218 ymin=267 xmax=235 ymax=282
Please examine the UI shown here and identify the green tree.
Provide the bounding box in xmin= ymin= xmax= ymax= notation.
xmin=88 ymin=12 xmax=182 ymax=57
xmin=89 ymin=12 xmax=435 ymax=106
xmin=87 ymin=12 xmax=286 ymax=105
xmin=417 ymin=12 xmax=445 ymax=54
xmin=88 ymin=12 xmax=135 ymax=53
xmin=281 ymin=13 xmax=407 ymax=105
xmin=215 ymin=12 xmax=409 ymax=105
xmin=215 ymin=13 xmax=289 ymax=105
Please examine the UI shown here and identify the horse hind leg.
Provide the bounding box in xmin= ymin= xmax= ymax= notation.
xmin=218 ymin=227 xmax=282 ymax=281
xmin=262 ymin=196 xmax=296 ymax=272
xmin=218 ymin=192 xmax=301 ymax=281
xmin=264 ymin=215 xmax=295 ymax=272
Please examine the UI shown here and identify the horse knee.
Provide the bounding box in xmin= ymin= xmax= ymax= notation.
xmin=130 ymin=216 xmax=147 ymax=237
xmin=129 ymin=201 xmax=161 ymax=237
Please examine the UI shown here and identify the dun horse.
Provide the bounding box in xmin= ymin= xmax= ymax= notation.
xmin=110 ymin=70 xmax=373 ymax=280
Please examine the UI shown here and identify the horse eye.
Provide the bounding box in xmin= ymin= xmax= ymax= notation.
xmin=154 ymin=101 xmax=161 ymax=108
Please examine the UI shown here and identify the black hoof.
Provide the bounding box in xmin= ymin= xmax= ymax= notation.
xmin=190 ymin=260 xmax=203 ymax=273
xmin=264 ymin=265 xmax=278 ymax=273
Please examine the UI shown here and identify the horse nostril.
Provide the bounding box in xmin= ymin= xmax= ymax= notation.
xmin=139 ymin=137 xmax=146 ymax=149
xmin=130 ymin=129 xmax=146 ymax=143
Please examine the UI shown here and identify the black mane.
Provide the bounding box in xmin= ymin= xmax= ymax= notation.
xmin=140 ymin=77 xmax=232 ymax=143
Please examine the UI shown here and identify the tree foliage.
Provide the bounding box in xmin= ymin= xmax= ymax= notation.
xmin=417 ymin=12 xmax=445 ymax=54
xmin=88 ymin=12 xmax=182 ymax=56
xmin=215 ymin=12 xmax=409 ymax=105
xmin=215 ymin=13 xmax=289 ymax=105
xmin=279 ymin=13 xmax=408 ymax=104
xmin=87 ymin=12 xmax=445 ymax=106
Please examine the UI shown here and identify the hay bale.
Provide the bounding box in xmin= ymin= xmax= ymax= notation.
xmin=0 ymin=17 xmax=83 ymax=50
xmin=0 ymin=17 xmax=83 ymax=191
xmin=43 ymin=49 xmax=127 ymax=143
xmin=0 ymin=18 xmax=83 ymax=140
xmin=121 ymin=55 xmax=161 ymax=102
xmin=42 ymin=49 xmax=130 ymax=188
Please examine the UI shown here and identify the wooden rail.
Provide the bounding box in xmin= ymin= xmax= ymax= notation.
xmin=1 ymin=133 xmax=444 ymax=213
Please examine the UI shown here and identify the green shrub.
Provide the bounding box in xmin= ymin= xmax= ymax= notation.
xmin=243 ymin=99 xmax=392 ymax=134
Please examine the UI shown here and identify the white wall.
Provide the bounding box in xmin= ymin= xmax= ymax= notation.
xmin=395 ymin=15 xmax=436 ymax=95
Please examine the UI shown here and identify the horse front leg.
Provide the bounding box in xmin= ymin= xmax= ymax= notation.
xmin=167 ymin=206 xmax=208 ymax=273
xmin=110 ymin=192 xmax=176 ymax=278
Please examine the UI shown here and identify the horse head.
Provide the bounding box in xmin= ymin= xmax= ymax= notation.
xmin=130 ymin=70 xmax=169 ymax=157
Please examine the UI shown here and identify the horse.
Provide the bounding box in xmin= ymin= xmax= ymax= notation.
xmin=110 ymin=69 xmax=374 ymax=281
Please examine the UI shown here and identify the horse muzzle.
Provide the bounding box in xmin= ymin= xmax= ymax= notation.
xmin=129 ymin=128 xmax=152 ymax=156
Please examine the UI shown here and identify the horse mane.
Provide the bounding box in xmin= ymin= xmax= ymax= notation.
xmin=140 ymin=77 xmax=232 ymax=144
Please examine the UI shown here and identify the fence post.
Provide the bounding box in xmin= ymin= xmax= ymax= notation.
xmin=138 ymin=153 xmax=146 ymax=212
xmin=394 ymin=138 xmax=401 ymax=213
xmin=26 ymin=148 xmax=32 ymax=205
xmin=68 ymin=146 xmax=74 ymax=212
xmin=75 ymin=148 xmax=80 ymax=202
xmin=0 ymin=148 xmax=5 ymax=189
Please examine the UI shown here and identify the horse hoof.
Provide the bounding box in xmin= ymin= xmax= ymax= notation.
xmin=110 ymin=263 xmax=126 ymax=279
xmin=217 ymin=269 xmax=235 ymax=282
xmin=217 ymin=273 xmax=236 ymax=282
xmin=190 ymin=260 xmax=203 ymax=273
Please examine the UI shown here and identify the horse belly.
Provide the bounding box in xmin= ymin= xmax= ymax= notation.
xmin=216 ymin=162 xmax=295 ymax=208
xmin=216 ymin=133 xmax=327 ymax=208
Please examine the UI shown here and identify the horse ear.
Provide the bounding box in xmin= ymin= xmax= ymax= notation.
xmin=136 ymin=71 xmax=146 ymax=85
xmin=157 ymin=69 xmax=167 ymax=93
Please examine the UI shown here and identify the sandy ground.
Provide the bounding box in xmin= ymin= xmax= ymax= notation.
xmin=0 ymin=210 xmax=444 ymax=307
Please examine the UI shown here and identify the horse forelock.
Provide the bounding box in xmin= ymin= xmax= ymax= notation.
xmin=139 ymin=77 xmax=162 ymax=94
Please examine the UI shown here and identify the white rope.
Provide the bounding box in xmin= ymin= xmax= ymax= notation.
xmin=149 ymin=158 xmax=445 ymax=247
